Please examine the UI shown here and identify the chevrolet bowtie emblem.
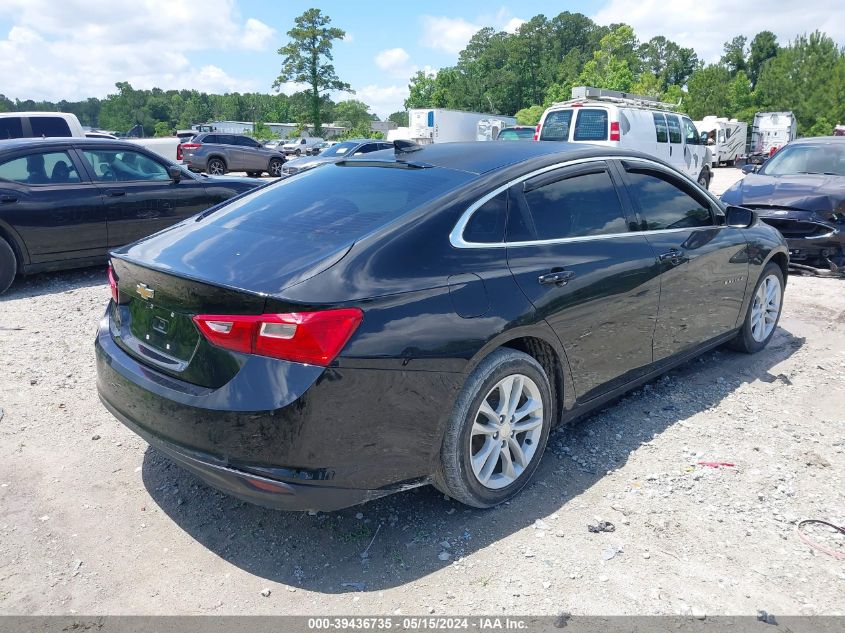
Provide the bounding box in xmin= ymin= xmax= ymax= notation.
xmin=136 ymin=283 xmax=155 ymax=300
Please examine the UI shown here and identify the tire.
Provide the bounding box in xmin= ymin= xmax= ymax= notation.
xmin=206 ymin=158 xmax=226 ymax=175
xmin=268 ymin=158 xmax=284 ymax=177
xmin=697 ymin=168 xmax=710 ymax=189
xmin=434 ymin=348 xmax=553 ymax=508
xmin=246 ymin=171 xmax=259 ymax=178
xmin=726 ymin=159 xmax=736 ymax=167
xmin=295 ymin=149 xmax=301 ymax=156
xmin=0 ymin=237 xmax=17 ymax=295
xmin=728 ymin=262 xmax=785 ymax=354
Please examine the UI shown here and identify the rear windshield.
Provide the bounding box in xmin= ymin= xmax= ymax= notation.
xmin=497 ymin=128 xmax=534 ymax=140
xmin=573 ymin=109 xmax=608 ymax=141
xmin=204 ymin=163 xmax=471 ymax=240
xmin=539 ymin=110 xmax=573 ymax=142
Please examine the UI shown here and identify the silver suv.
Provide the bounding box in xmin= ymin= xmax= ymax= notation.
xmin=181 ymin=133 xmax=286 ymax=177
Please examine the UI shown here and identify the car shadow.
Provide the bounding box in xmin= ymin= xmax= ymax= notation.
xmin=1 ymin=265 xmax=107 ymax=301
xmin=141 ymin=326 xmax=804 ymax=593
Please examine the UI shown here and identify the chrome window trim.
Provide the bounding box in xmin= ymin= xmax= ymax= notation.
xmin=449 ymin=155 xmax=720 ymax=249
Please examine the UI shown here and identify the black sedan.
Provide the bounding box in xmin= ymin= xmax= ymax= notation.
xmin=0 ymin=138 xmax=262 ymax=293
xmin=723 ymin=137 xmax=845 ymax=268
xmin=96 ymin=141 xmax=788 ymax=511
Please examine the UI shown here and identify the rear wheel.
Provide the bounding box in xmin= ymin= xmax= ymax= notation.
xmin=295 ymin=149 xmax=302 ymax=156
xmin=434 ymin=348 xmax=552 ymax=508
xmin=728 ymin=262 xmax=784 ymax=353
xmin=0 ymin=237 xmax=17 ymax=295
xmin=269 ymin=158 xmax=284 ymax=177
xmin=697 ymin=168 xmax=710 ymax=189
xmin=207 ymin=158 xmax=226 ymax=175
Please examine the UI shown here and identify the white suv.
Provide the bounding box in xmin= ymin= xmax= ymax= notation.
xmin=281 ymin=137 xmax=325 ymax=156
xmin=536 ymin=87 xmax=712 ymax=188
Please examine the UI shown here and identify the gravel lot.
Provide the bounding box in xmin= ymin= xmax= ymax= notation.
xmin=1 ymin=167 xmax=843 ymax=616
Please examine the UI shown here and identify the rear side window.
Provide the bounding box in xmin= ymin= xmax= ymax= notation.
xmin=233 ymin=136 xmax=259 ymax=147
xmin=201 ymin=135 xmax=218 ymax=144
xmin=508 ymin=169 xmax=628 ymax=242
xmin=666 ymin=114 xmax=682 ymax=144
xmin=573 ymin=109 xmax=608 ymax=141
xmin=653 ymin=113 xmax=668 ymax=143
xmin=218 ymin=135 xmax=236 ymax=145
xmin=539 ymin=110 xmax=573 ymax=141
xmin=30 ymin=117 xmax=72 ymax=137
xmin=0 ymin=118 xmax=24 ymax=139
xmin=464 ymin=191 xmax=507 ymax=243
xmin=206 ymin=164 xmax=470 ymax=241
xmin=624 ymin=170 xmax=712 ymax=230
xmin=0 ymin=151 xmax=81 ymax=185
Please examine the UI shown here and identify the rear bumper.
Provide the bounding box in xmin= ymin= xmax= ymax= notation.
xmin=94 ymin=311 xmax=458 ymax=510
xmin=100 ymin=395 xmax=392 ymax=511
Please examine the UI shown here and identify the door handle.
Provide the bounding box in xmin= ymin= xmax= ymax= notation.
xmin=0 ymin=194 xmax=17 ymax=204
xmin=106 ymin=189 xmax=126 ymax=197
xmin=659 ymin=249 xmax=685 ymax=265
xmin=538 ymin=269 xmax=575 ymax=286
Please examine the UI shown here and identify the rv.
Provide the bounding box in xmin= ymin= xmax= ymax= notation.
xmin=409 ymin=108 xmax=516 ymax=144
xmin=536 ymin=86 xmax=713 ymax=188
xmin=749 ymin=112 xmax=797 ymax=164
xmin=694 ymin=116 xmax=747 ymax=167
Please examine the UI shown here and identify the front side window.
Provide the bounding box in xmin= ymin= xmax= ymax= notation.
xmin=666 ymin=114 xmax=682 ymax=144
xmin=30 ymin=117 xmax=72 ymax=137
xmin=464 ymin=191 xmax=507 ymax=243
xmin=508 ymin=169 xmax=628 ymax=242
xmin=0 ymin=151 xmax=81 ymax=185
xmin=539 ymin=110 xmax=573 ymax=142
xmin=573 ymin=109 xmax=608 ymax=141
xmin=624 ymin=170 xmax=712 ymax=230
xmin=653 ymin=113 xmax=668 ymax=143
xmin=682 ymin=117 xmax=699 ymax=145
xmin=82 ymin=149 xmax=169 ymax=182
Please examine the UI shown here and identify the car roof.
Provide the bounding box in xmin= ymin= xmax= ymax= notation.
xmin=0 ymin=137 xmax=152 ymax=152
xmin=357 ymin=141 xmax=644 ymax=175
xmin=789 ymin=136 xmax=845 ymax=145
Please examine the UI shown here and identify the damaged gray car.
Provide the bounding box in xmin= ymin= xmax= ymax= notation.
xmin=722 ymin=137 xmax=845 ymax=269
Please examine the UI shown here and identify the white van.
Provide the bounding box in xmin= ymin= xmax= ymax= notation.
xmin=282 ymin=136 xmax=325 ymax=156
xmin=0 ymin=112 xmax=85 ymax=139
xmin=535 ymin=87 xmax=712 ymax=188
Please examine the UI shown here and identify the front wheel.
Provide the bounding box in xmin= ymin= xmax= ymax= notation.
xmin=0 ymin=237 xmax=16 ymax=294
xmin=206 ymin=158 xmax=226 ymax=175
xmin=728 ymin=262 xmax=784 ymax=353
xmin=268 ymin=158 xmax=284 ymax=177
xmin=434 ymin=348 xmax=552 ymax=508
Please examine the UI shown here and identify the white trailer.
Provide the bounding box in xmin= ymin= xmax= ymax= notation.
xmin=694 ymin=116 xmax=748 ymax=167
xmin=749 ymin=111 xmax=797 ymax=163
xmin=408 ymin=108 xmax=516 ymax=144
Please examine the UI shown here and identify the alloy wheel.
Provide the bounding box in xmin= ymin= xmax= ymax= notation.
xmin=469 ymin=373 xmax=544 ymax=490
xmin=208 ymin=160 xmax=225 ymax=175
xmin=750 ymin=274 xmax=781 ymax=342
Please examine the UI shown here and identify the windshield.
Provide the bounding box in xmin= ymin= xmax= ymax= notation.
xmin=320 ymin=141 xmax=360 ymax=157
xmin=497 ymin=128 xmax=534 ymax=140
xmin=761 ymin=143 xmax=845 ymax=176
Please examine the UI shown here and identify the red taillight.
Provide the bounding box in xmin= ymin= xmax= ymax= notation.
xmin=192 ymin=309 xmax=363 ymax=366
xmin=610 ymin=121 xmax=621 ymax=142
xmin=176 ymin=144 xmax=183 ymax=161
xmin=534 ymin=124 xmax=541 ymax=141
xmin=107 ymin=263 xmax=119 ymax=303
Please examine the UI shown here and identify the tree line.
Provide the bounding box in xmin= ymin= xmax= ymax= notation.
xmin=404 ymin=13 xmax=845 ymax=136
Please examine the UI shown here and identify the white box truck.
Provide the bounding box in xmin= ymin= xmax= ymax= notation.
xmin=694 ymin=116 xmax=748 ymax=167
xmin=409 ymin=108 xmax=516 ymax=144
xmin=749 ymin=111 xmax=797 ymax=164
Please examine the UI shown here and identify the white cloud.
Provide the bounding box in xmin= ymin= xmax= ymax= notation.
xmin=419 ymin=15 xmax=482 ymax=54
xmin=354 ymin=84 xmax=409 ymax=118
xmin=593 ymin=0 xmax=845 ymax=63
xmin=504 ymin=18 xmax=526 ymax=34
xmin=0 ymin=0 xmax=272 ymax=101
xmin=374 ymin=47 xmax=418 ymax=79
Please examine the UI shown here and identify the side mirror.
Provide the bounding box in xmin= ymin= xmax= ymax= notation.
xmin=725 ymin=205 xmax=755 ymax=228
xmin=741 ymin=163 xmax=758 ymax=175
xmin=167 ymin=165 xmax=183 ymax=182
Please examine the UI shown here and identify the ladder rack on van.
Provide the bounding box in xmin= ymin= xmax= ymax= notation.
xmin=552 ymin=86 xmax=679 ymax=112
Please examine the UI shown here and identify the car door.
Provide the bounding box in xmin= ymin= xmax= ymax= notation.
xmin=615 ymin=159 xmax=749 ymax=362
xmin=0 ymin=148 xmax=106 ymax=264
xmin=233 ymin=135 xmax=263 ymax=171
xmin=664 ymin=113 xmax=687 ymax=176
xmin=681 ymin=116 xmax=706 ymax=177
xmin=79 ymin=146 xmax=213 ymax=247
xmin=505 ymin=160 xmax=662 ymax=402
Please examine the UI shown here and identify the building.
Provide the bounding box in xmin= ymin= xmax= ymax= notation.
xmin=193 ymin=121 xmax=348 ymax=139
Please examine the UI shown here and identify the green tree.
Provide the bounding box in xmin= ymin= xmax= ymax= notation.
xmin=515 ymin=105 xmax=545 ymax=125
xmin=273 ymin=8 xmax=351 ymax=135
xmin=405 ymin=70 xmax=437 ymax=108
xmin=578 ymin=25 xmax=638 ymax=92
xmin=333 ymin=99 xmax=375 ymax=130
xmin=721 ymin=35 xmax=748 ymax=76
xmin=685 ymin=65 xmax=732 ymax=119
xmin=388 ymin=111 xmax=409 ymax=127
xmin=748 ymin=31 xmax=779 ymax=87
